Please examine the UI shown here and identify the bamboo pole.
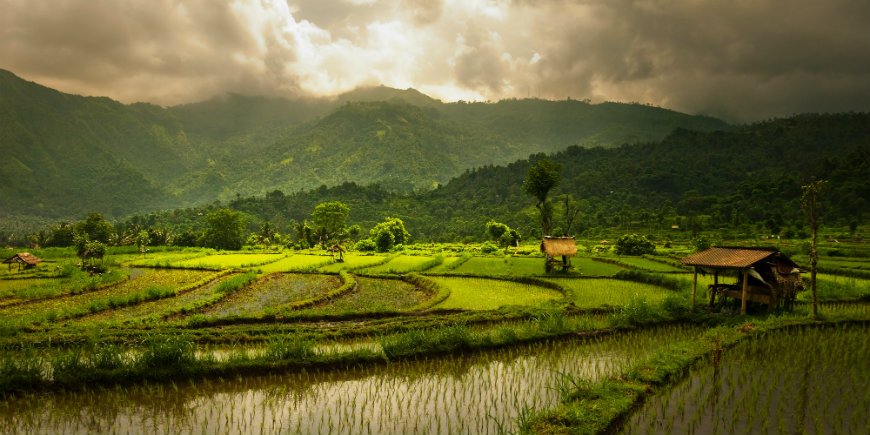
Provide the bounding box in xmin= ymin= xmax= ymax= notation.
xmin=741 ymin=269 xmax=749 ymax=315
xmin=691 ymin=267 xmax=698 ymax=307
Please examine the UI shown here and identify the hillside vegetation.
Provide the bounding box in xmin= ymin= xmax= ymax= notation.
xmin=0 ymin=69 xmax=729 ymax=222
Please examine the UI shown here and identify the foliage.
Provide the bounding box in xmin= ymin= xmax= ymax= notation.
xmin=523 ymin=159 xmax=562 ymax=236
xmin=615 ymin=234 xmax=656 ymax=256
xmin=354 ymin=238 xmax=377 ymax=252
xmin=310 ymin=201 xmax=350 ymax=245
xmin=202 ymin=208 xmax=246 ymax=250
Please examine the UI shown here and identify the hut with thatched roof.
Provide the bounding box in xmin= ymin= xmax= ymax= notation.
xmin=3 ymin=252 xmax=42 ymax=272
xmin=681 ymin=246 xmax=803 ymax=314
xmin=540 ymin=236 xmax=577 ymax=272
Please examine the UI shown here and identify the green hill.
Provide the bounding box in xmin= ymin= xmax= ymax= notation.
xmin=0 ymin=68 xmax=733 ymax=223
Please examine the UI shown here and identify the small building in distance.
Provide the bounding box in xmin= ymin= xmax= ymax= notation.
xmin=540 ymin=236 xmax=577 ymax=272
xmin=680 ymin=246 xmax=803 ymax=314
xmin=3 ymin=252 xmax=43 ymax=272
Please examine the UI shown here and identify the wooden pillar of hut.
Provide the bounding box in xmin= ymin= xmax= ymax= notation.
xmin=740 ymin=269 xmax=749 ymax=315
xmin=710 ymin=271 xmax=719 ymax=307
xmin=691 ymin=267 xmax=698 ymax=307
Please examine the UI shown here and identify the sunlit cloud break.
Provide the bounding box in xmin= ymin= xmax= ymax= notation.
xmin=1 ymin=0 xmax=868 ymax=121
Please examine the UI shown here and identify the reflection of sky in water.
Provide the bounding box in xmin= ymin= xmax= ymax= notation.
xmin=0 ymin=325 xmax=700 ymax=435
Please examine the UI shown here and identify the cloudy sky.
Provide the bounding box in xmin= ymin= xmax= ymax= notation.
xmin=2 ymin=0 xmax=868 ymax=121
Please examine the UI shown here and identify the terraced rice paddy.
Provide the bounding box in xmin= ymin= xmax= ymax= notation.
xmin=0 ymin=269 xmax=213 ymax=325
xmin=172 ymin=253 xmax=286 ymax=269
xmin=0 ymin=325 xmax=703 ymax=435
xmin=308 ymin=277 xmax=429 ymax=312
xmin=318 ymin=254 xmax=389 ymax=273
xmin=429 ymin=277 xmax=563 ymax=310
xmin=254 ymin=254 xmax=333 ymax=273
xmin=612 ymin=256 xmax=689 ymax=273
xmin=544 ymin=278 xmax=677 ymax=308
xmin=201 ymin=273 xmax=341 ymax=317
xmin=362 ymin=256 xmax=439 ymax=274
xmin=618 ymin=324 xmax=870 ymax=435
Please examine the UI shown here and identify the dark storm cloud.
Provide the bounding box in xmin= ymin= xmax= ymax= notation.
xmin=1 ymin=0 xmax=867 ymax=120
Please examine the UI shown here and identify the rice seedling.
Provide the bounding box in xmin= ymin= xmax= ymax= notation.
xmin=300 ymin=277 xmax=428 ymax=313
xmin=428 ymin=277 xmax=564 ymax=310
xmin=363 ymin=255 xmax=441 ymax=274
xmin=0 ymin=324 xmax=703 ymax=435
xmin=200 ymin=273 xmax=341 ymax=318
xmin=618 ymin=324 xmax=870 ymax=435
xmin=545 ymin=278 xmax=676 ymax=309
xmin=254 ymin=254 xmax=334 ymax=273
xmin=172 ymin=253 xmax=286 ymax=269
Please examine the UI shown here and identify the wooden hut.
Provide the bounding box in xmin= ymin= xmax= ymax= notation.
xmin=540 ymin=237 xmax=577 ymax=272
xmin=328 ymin=244 xmax=345 ymax=262
xmin=680 ymin=247 xmax=803 ymax=314
xmin=3 ymin=252 xmax=42 ymax=272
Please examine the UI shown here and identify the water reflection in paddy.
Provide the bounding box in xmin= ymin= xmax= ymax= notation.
xmin=0 ymin=325 xmax=702 ymax=435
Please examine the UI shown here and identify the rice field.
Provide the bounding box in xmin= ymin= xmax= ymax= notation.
xmin=172 ymin=253 xmax=286 ymax=269
xmin=446 ymin=256 xmax=556 ymax=277
xmin=545 ymin=278 xmax=677 ymax=308
xmin=611 ymin=256 xmax=689 ymax=273
xmin=618 ymin=324 xmax=870 ymax=435
xmin=304 ymin=277 xmax=429 ymax=312
xmin=318 ymin=254 xmax=389 ymax=273
xmin=0 ymin=269 xmax=213 ymax=325
xmin=254 ymin=254 xmax=334 ymax=273
xmin=799 ymin=273 xmax=870 ymax=301
xmin=201 ymin=273 xmax=341 ymax=317
xmin=362 ymin=256 xmax=439 ymax=274
xmin=428 ymin=277 xmax=564 ymax=310
xmin=0 ymin=325 xmax=703 ymax=435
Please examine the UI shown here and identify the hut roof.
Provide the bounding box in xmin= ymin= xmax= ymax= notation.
xmin=680 ymin=247 xmax=792 ymax=269
xmin=541 ymin=237 xmax=577 ymax=257
xmin=2 ymin=252 xmax=42 ymax=266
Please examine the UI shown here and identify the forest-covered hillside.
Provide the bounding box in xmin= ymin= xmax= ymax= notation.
xmin=125 ymin=113 xmax=869 ymax=243
xmin=0 ymin=69 xmax=730 ymax=222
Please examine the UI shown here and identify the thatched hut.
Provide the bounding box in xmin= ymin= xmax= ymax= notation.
xmin=540 ymin=237 xmax=577 ymax=272
xmin=3 ymin=252 xmax=42 ymax=272
xmin=681 ymin=247 xmax=803 ymax=314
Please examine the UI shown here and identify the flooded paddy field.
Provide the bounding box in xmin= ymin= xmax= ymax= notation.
xmin=0 ymin=325 xmax=703 ymax=435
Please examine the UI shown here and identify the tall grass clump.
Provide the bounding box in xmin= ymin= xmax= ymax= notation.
xmin=215 ymin=271 xmax=258 ymax=294
xmin=137 ymin=334 xmax=197 ymax=374
xmin=381 ymin=323 xmax=473 ymax=359
xmin=609 ymin=297 xmax=663 ymax=328
xmin=263 ymin=336 xmax=316 ymax=362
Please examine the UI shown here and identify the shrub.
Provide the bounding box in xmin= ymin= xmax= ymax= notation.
xmin=614 ymin=234 xmax=656 ymax=256
xmin=480 ymin=241 xmax=500 ymax=254
xmin=355 ymin=239 xmax=377 ymax=252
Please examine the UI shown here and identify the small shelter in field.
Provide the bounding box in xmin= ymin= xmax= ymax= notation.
xmin=3 ymin=252 xmax=42 ymax=272
xmin=541 ymin=236 xmax=577 ymax=272
xmin=328 ymin=244 xmax=345 ymax=262
xmin=680 ymin=247 xmax=803 ymax=314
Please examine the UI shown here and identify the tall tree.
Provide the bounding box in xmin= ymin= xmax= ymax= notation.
xmin=522 ymin=159 xmax=562 ymax=237
xmin=310 ymin=201 xmax=350 ymax=246
xmin=203 ymin=208 xmax=246 ymax=250
xmin=801 ymin=179 xmax=827 ymax=318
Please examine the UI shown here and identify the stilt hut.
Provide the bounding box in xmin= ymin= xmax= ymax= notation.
xmin=680 ymin=247 xmax=803 ymax=314
xmin=328 ymin=244 xmax=345 ymax=262
xmin=540 ymin=237 xmax=577 ymax=272
xmin=3 ymin=252 xmax=42 ymax=272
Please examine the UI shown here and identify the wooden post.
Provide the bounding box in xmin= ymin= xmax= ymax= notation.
xmin=692 ymin=267 xmax=698 ymax=307
xmin=741 ymin=269 xmax=749 ymax=315
xmin=710 ymin=271 xmax=719 ymax=307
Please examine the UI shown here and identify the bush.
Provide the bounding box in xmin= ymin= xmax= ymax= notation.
xmin=480 ymin=241 xmax=500 ymax=254
xmin=354 ymin=239 xmax=377 ymax=252
xmin=614 ymin=234 xmax=656 ymax=256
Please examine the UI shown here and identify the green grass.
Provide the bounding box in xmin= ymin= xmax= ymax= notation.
xmin=254 ymin=255 xmax=334 ymax=273
xmin=172 ymin=253 xmax=285 ymax=269
xmin=800 ymin=273 xmax=870 ymax=301
xmin=317 ymin=254 xmax=389 ymax=273
xmin=546 ymin=278 xmax=678 ymax=309
xmin=0 ymin=269 xmax=213 ymax=325
xmin=303 ymin=277 xmax=429 ymax=312
xmin=611 ymin=256 xmax=688 ymax=272
xmin=362 ymin=256 xmax=439 ymax=274
xmin=203 ymin=273 xmax=341 ymax=317
xmin=425 ymin=255 xmax=468 ymax=273
xmin=429 ymin=277 xmax=563 ymax=310
xmin=576 ymin=257 xmax=629 ymax=276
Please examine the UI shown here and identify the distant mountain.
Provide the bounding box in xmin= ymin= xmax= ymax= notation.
xmin=0 ymin=68 xmax=733 ymax=223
